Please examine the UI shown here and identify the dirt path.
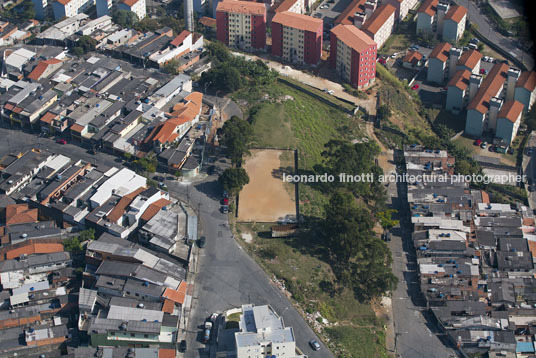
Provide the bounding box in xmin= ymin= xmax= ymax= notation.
xmin=238 ymin=149 xmax=296 ymax=222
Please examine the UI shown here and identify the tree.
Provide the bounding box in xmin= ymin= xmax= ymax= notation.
xmin=133 ymin=156 xmax=157 ymax=173
xmin=377 ymin=209 xmax=399 ymax=233
xmin=323 ymin=189 xmax=375 ymax=264
xmin=72 ymin=47 xmax=84 ymax=57
xmin=218 ymin=168 xmax=249 ymax=194
xmin=163 ymin=60 xmax=180 ymax=75
xmin=377 ymin=104 xmax=391 ymax=120
xmin=63 ymin=229 xmax=94 ymax=254
xmin=112 ymin=9 xmax=139 ymax=28
xmin=72 ymin=36 xmax=97 ymax=55
xmin=206 ymin=41 xmax=231 ymax=63
xmin=219 ymin=117 xmax=253 ymax=165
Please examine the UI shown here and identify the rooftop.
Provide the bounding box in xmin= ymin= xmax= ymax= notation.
xmin=429 ymin=42 xmax=452 ymax=62
xmin=331 ymin=24 xmax=376 ymax=53
xmin=362 ymin=4 xmax=396 ymax=35
xmin=216 ymin=0 xmax=267 ymax=15
xmin=498 ymin=100 xmax=524 ymax=123
xmin=272 ymin=11 xmax=323 ymax=33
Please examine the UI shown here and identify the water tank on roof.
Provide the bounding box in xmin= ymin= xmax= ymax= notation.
xmin=21 ymin=233 xmax=28 ymax=238
xmin=138 ymin=303 xmax=144 ymax=308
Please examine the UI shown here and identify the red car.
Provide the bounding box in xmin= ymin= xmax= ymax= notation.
xmin=474 ymin=139 xmax=482 ymax=146
xmin=411 ymin=84 xmax=419 ymax=90
xmin=479 ymin=68 xmax=488 ymax=75
xmin=56 ymin=139 xmax=67 ymax=145
xmin=223 ymin=197 xmax=229 ymax=205
xmin=378 ymin=58 xmax=386 ymax=64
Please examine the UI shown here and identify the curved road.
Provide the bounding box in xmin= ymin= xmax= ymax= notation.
xmin=456 ymin=0 xmax=534 ymax=70
xmin=164 ymin=161 xmax=333 ymax=358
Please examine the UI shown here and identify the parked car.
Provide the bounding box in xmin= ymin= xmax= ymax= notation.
xmin=481 ymin=142 xmax=487 ymax=149
xmin=179 ymin=340 xmax=187 ymax=352
xmin=378 ymin=58 xmax=386 ymax=64
xmin=411 ymin=84 xmax=419 ymax=90
xmin=309 ymin=340 xmax=321 ymax=351
xmin=222 ymin=197 xmax=229 ymax=205
xmin=474 ymin=139 xmax=482 ymax=146
xmin=527 ymin=147 xmax=534 ymax=155
xmin=221 ymin=206 xmax=229 ymax=214
xmin=480 ymin=68 xmax=488 ymax=74
xmin=56 ymin=139 xmax=67 ymax=145
xmin=203 ymin=321 xmax=213 ymax=343
xmin=198 ymin=236 xmax=206 ymax=248
xmin=483 ymin=56 xmax=490 ymax=62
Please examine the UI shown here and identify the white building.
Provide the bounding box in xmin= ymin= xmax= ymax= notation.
xmin=118 ymin=0 xmax=146 ymax=20
xmin=514 ymin=71 xmax=536 ymax=113
xmin=235 ymin=304 xmax=305 ymax=358
xmin=52 ymin=0 xmax=95 ymax=20
xmin=89 ymin=168 xmax=147 ymax=209
xmin=383 ymin=0 xmax=419 ymax=21
xmin=4 ymin=48 xmax=36 ymax=73
xmin=361 ymin=4 xmax=396 ymax=49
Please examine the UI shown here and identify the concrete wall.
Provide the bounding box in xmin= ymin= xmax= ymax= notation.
xmin=465 ymin=109 xmax=485 ymax=137
xmin=427 ymin=58 xmax=447 ymax=84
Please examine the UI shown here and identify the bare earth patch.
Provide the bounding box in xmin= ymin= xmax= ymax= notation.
xmin=238 ymin=149 xmax=296 ymax=222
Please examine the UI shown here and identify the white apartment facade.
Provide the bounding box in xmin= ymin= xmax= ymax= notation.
xmin=282 ymin=26 xmax=305 ymax=64
xmin=52 ymin=0 xmax=95 ymax=20
xmin=118 ymin=0 xmax=146 ymax=20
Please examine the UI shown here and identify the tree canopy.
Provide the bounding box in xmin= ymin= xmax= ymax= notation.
xmin=218 ymin=167 xmax=249 ymax=194
xmin=219 ymin=116 xmax=253 ymax=166
xmin=377 ymin=209 xmax=399 ymax=232
xmin=112 ymin=9 xmax=139 ymax=28
xmin=63 ymin=229 xmax=95 ymax=254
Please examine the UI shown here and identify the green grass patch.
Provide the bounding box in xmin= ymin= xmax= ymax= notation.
xmin=432 ymin=109 xmax=466 ymax=133
xmin=237 ymin=223 xmax=387 ymax=358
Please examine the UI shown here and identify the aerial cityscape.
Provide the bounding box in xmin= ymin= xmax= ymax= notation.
xmin=0 ymin=0 xmax=534 ymax=356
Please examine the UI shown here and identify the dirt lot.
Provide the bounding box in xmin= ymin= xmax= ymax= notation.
xmin=238 ymin=149 xmax=296 ymax=222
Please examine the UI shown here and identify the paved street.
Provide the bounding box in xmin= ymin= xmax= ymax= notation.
xmin=455 ymin=0 xmax=534 ymax=70
xmin=386 ymin=158 xmax=457 ymax=358
xmin=165 ymin=154 xmax=332 ymax=357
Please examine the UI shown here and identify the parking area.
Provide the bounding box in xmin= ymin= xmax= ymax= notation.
xmin=312 ymin=0 xmax=353 ymax=22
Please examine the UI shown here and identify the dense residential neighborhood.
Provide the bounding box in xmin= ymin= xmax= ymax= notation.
xmin=0 ymin=0 xmax=535 ymax=356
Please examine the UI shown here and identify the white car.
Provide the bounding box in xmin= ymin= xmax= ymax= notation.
xmin=483 ymin=56 xmax=489 ymax=62
xmin=488 ymin=56 xmax=494 ymax=62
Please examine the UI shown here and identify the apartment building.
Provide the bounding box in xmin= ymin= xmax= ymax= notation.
xmin=118 ymin=0 xmax=146 ymax=20
xmin=383 ymin=0 xmax=419 ymax=21
xmin=514 ymin=71 xmax=536 ymax=113
xmin=416 ymin=0 xmax=438 ymax=34
xmin=216 ymin=0 xmax=267 ymax=51
xmin=427 ymin=42 xmax=451 ymax=84
xmin=271 ymin=11 xmax=322 ymax=66
xmin=361 ymin=4 xmax=395 ymax=49
xmin=442 ymin=5 xmax=467 ymax=42
xmin=32 ymin=0 xmax=50 ymax=20
xmin=330 ymin=24 xmax=377 ymax=88
xmin=52 ymin=0 xmax=95 ymax=20
xmin=495 ymin=100 xmax=524 ymax=144
xmin=446 ymin=69 xmax=471 ymax=114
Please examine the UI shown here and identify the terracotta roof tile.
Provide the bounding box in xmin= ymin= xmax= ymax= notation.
xmin=417 ymin=0 xmax=438 ymax=17
xmin=457 ymin=49 xmax=482 ymax=70
xmin=362 ymin=4 xmax=396 ymax=35
xmin=402 ymin=50 xmax=423 ymax=65
xmin=70 ymin=123 xmax=85 ymax=133
xmin=4 ymin=103 xmax=14 ymax=111
xmin=429 ymin=42 xmax=451 ymax=62
xmin=39 ymin=111 xmax=57 ymax=124
xmin=523 ymin=218 xmax=534 ymax=226
xmin=331 ymin=24 xmax=376 ymax=54
xmin=335 ymin=0 xmax=366 ymax=25
xmin=27 ymin=62 xmax=48 ymax=81
xmin=528 ymin=240 xmax=536 ymax=258
xmin=184 ymin=91 xmax=203 ymax=105
xmin=162 ymin=282 xmax=187 ymax=305
xmin=480 ymin=190 xmax=490 ymax=203
xmin=13 ymin=107 xmax=22 ymax=114
xmin=6 ymin=204 xmax=38 ymax=226
xmin=516 ymin=71 xmax=536 ymax=92
xmin=55 ymin=0 xmax=71 ymax=5
xmin=171 ymin=30 xmax=191 ymax=47
xmin=162 ymin=299 xmax=175 ymax=314
xmin=158 ymin=349 xmax=176 ymax=358
xmin=121 ymin=0 xmax=140 ymax=7
xmin=6 ymin=244 xmax=64 ymax=260
xmin=199 ymin=17 xmax=217 ymax=27
xmin=498 ymin=100 xmax=524 ymax=123
xmin=448 ymin=69 xmax=471 ymax=91
xmin=468 ymin=63 xmax=508 ymax=114
xmin=107 ymin=186 xmax=146 ymax=222
xmin=272 ymin=0 xmax=299 ymax=13
xmin=216 ymin=0 xmax=267 ymax=15
xmin=272 ymin=11 xmax=323 ymax=33
xmin=140 ymin=198 xmax=172 ymax=222
xmin=445 ymin=5 xmax=467 ymax=23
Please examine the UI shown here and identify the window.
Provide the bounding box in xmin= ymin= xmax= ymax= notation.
xmin=130 ymin=333 xmax=135 ymax=337
xmin=110 ymin=332 xmax=115 ymax=336
xmin=144 ymin=334 xmax=149 ymax=338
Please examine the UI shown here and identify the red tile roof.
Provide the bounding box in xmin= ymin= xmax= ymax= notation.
xmin=498 ymin=100 xmax=524 ymax=123
xmin=417 ymin=0 xmax=438 ymax=17
xmin=331 ymin=24 xmax=376 ymax=53
xmin=162 ymin=281 xmax=187 ymax=305
xmin=140 ymin=198 xmax=172 ymax=222
xmin=335 ymin=0 xmax=366 ymax=25
xmin=171 ymin=30 xmax=191 ymax=47
xmin=481 ymin=190 xmax=490 ymax=203
xmin=362 ymin=4 xmax=396 ymax=35
xmin=402 ymin=50 xmax=423 ymax=65
xmin=445 ymin=5 xmax=467 ymax=23
xmin=199 ymin=17 xmax=217 ymax=27
xmin=6 ymin=204 xmax=38 ymax=226
xmin=55 ymin=0 xmax=71 ymax=5
xmin=272 ymin=11 xmax=323 ymax=33
xmin=448 ymin=69 xmax=471 ymax=91
xmin=457 ymin=49 xmax=482 ymax=70
xmin=4 ymin=103 xmax=14 ymax=111
xmin=429 ymin=42 xmax=451 ymax=62
xmin=158 ymin=349 xmax=176 ymax=358
xmin=6 ymin=244 xmax=65 ymax=260
xmin=162 ymin=299 xmax=175 ymax=314
xmin=39 ymin=111 xmax=57 ymax=125
xmin=106 ymin=187 xmax=146 ymax=223
xmin=517 ymin=71 xmax=536 ymax=92
xmin=272 ymin=0 xmax=299 ymax=13
xmin=70 ymin=123 xmax=85 ymax=133
xmin=523 ymin=217 xmax=535 ymax=226
xmin=13 ymin=107 xmax=22 ymax=114
xmin=121 ymin=0 xmax=140 ymax=7
xmin=216 ymin=0 xmax=267 ymax=15
xmin=468 ymin=63 xmax=508 ymax=114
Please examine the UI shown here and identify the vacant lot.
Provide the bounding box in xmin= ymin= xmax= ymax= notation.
xmin=238 ymin=149 xmax=296 ymax=222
